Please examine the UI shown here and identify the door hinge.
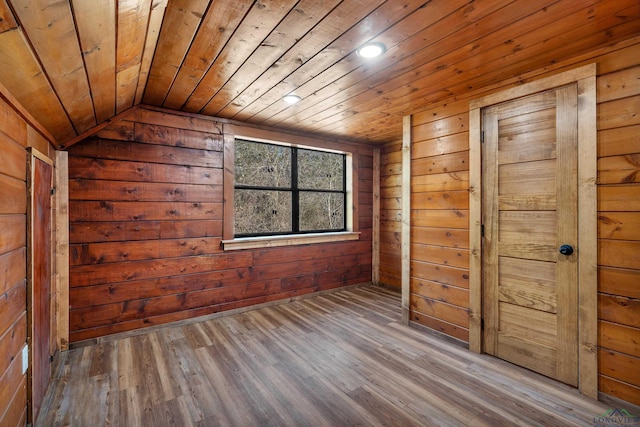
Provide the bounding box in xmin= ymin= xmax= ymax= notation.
xmin=481 ymin=224 xmax=485 ymax=237
xmin=51 ymin=187 xmax=56 ymax=196
xmin=480 ymin=131 xmax=485 ymax=143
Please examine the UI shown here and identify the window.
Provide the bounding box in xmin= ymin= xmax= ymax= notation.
xmin=234 ymin=139 xmax=347 ymax=237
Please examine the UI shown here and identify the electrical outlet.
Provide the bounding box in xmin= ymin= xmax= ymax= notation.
xmin=21 ymin=345 xmax=28 ymax=375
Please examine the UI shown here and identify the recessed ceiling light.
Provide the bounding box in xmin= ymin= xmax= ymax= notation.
xmin=357 ymin=42 xmax=386 ymax=59
xmin=283 ymin=94 xmax=301 ymax=104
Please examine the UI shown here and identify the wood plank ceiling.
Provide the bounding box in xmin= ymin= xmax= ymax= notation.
xmin=0 ymin=0 xmax=638 ymax=146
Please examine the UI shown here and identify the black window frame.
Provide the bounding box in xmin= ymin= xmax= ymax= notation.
xmin=234 ymin=139 xmax=348 ymax=238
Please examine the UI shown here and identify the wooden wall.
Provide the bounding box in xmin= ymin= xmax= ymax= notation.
xmin=379 ymin=140 xmax=402 ymax=288
xmin=596 ymin=55 xmax=640 ymax=405
xmin=409 ymin=102 xmax=471 ymax=343
xmin=0 ymin=92 xmax=55 ymax=426
xmin=391 ymin=36 xmax=640 ymax=405
xmin=66 ymin=107 xmax=373 ymax=342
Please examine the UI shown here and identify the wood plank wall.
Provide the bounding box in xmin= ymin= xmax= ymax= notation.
xmin=0 ymin=93 xmax=55 ymax=427
xmin=379 ymin=140 xmax=402 ymax=288
xmin=392 ymin=36 xmax=640 ymax=405
xmin=596 ymin=53 xmax=640 ymax=405
xmin=409 ymin=98 xmax=471 ymax=343
xmin=66 ymin=107 xmax=373 ymax=342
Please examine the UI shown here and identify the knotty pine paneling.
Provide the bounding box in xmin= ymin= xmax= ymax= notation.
xmin=68 ymin=157 xmax=223 ymax=185
xmin=69 ymin=220 xmax=222 ymax=243
xmin=0 ymin=92 xmax=55 ymax=427
xmin=10 ymin=0 xmax=96 ymax=133
xmin=595 ymin=58 xmax=640 ymax=404
xmin=0 ymin=122 xmax=25 ymax=427
xmin=1 ymin=0 xmax=639 ymax=144
xmin=410 ymin=97 xmax=471 ymax=344
xmin=0 ymin=29 xmax=76 ymax=141
xmin=391 ymin=38 xmax=640 ymax=404
xmin=67 ymin=108 xmax=373 ymax=342
xmin=379 ymin=140 xmax=401 ymax=288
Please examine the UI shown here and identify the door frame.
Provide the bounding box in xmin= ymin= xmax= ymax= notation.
xmin=468 ymin=64 xmax=597 ymax=398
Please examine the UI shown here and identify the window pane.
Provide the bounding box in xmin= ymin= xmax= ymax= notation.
xmin=235 ymin=190 xmax=292 ymax=235
xmin=298 ymin=149 xmax=344 ymax=190
xmin=235 ymin=140 xmax=291 ymax=188
xmin=299 ymin=192 xmax=344 ymax=231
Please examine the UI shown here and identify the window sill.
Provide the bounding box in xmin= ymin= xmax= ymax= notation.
xmin=222 ymin=232 xmax=360 ymax=251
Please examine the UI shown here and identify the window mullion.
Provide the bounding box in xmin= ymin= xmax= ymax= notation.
xmin=343 ymin=154 xmax=347 ymax=231
xmin=291 ymin=147 xmax=299 ymax=233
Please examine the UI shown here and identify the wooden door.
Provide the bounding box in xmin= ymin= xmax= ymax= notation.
xmin=481 ymin=85 xmax=579 ymax=386
xmin=29 ymin=153 xmax=53 ymax=422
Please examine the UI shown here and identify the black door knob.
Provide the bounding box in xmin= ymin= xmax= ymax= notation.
xmin=559 ymin=244 xmax=574 ymax=256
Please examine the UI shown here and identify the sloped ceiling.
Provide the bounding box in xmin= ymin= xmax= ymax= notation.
xmin=0 ymin=0 xmax=638 ymax=146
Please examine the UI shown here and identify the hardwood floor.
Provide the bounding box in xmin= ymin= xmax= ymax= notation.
xmin=38 ymin=285 xmax=609 ymax=426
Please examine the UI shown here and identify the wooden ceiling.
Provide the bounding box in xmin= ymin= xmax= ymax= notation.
xmin=0 ymin=0 xmax=638 ymax=146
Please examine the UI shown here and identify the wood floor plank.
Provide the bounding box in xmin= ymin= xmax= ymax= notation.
xmin=38 ymin=284 xmax=610 ymax=426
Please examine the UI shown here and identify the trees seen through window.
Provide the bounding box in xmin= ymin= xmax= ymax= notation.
xmin=234 ymin=139 xmax=346 ymax=237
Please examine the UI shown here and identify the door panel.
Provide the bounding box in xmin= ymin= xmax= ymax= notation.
xmin=499 ymin=160 xmax=556 ymax=195
xmin=482 ymin=86 xmax=579 ymax=386
xmin=498 ymin=257 xmax=556 ymax=313
xmin=498 ymin=211 xmax=557 ymax=262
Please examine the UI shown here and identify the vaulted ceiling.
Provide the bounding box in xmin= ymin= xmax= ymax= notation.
xmin=0 ymin=0 xmax=638 ymax=147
